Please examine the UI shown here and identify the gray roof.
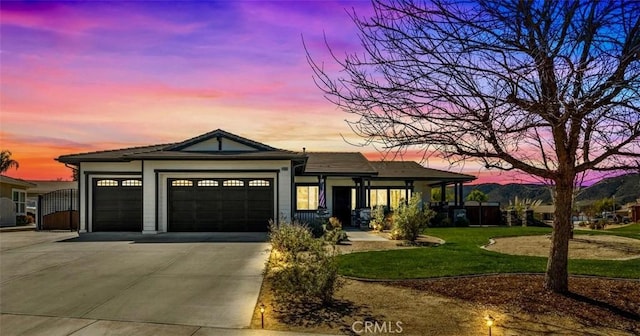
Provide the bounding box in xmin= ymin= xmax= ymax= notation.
xmin=55 ymin=129 xmax=477 ymax=183
xmin=369 ymin=161 xmax=476 ymax=182
xmin=57 ymin=130 xmax=304 ymax=164
xmin=0 ymin=175 xmax=36 ymax=189
xmin=303 ymin=152 xmax=377 ymax=176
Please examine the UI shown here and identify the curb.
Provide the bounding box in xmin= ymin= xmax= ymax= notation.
xmin=342 ymin=273 xmax=640 ymax=283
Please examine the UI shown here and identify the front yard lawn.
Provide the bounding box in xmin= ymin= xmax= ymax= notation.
xmin=338 ymin=226 xmax=640 ymax=279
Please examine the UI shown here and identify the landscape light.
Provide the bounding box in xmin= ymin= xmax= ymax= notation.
xmin=485 ymin=315 xmax=494 ymax=336
xmin=260 ymin=303 xmax=266 ymax=329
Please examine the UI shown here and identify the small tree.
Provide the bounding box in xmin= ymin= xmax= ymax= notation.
xmin=508 ymin=197 xmax=542 ymax=227
xmin=0 ymin=150 xmax=19 ymax=173
xmin=466 ymin=189 xmax=488 ymax=225
xmin=391 ymin=192 xmax=436 ymax=241
xmin=592 ymin=197 xmax=618 ymax=216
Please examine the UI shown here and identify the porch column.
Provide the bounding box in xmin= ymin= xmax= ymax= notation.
xmin=365 ymin=178 xmax=371 ymax=208
xmin=318 ymin=175 xmax=326 ymax=209
xmin=454 ymin=182 xmax=459 ymax=206
xmin=405 ymin=180 xmax=413 ymax=204
xmin=458 ymin=183 xmax=465 ymax=206
xmin=440 ymin=183 xmax=446 ymax=205
xmin=353 ymin=178 xmax=362 ymax=208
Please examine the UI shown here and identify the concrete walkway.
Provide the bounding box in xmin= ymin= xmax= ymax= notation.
xmin=344 ymin=228 xmax=388 ymax=242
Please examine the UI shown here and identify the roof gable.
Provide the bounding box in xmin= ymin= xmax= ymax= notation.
xmin=165 ymin=129 xmax=276 ymax=152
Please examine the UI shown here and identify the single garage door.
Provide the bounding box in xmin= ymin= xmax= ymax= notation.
xmin=92 ymin=178 xmax=143 ymax=231
xmin=168 ymin=178 xmax=274 ymax=232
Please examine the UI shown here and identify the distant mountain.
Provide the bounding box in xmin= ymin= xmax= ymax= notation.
xmin=575 ymin=173 xmax=640 ymax=205
xmin=463 ymin=173 xmax=640 ymax=206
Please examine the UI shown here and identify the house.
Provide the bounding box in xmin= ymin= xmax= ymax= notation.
xmin=57 ymin=129 xmax=475 ymax=233
xmin=0 ymin=175 xmax=36 ymax=227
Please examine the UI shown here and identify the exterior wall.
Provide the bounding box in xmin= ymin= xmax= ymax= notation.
xmin=79 ymin=161 xmax=143 ymax=232
xmin=144 ymin=159 xmax=292 ymax=233
xmin=182 ymin=138 xmax=257 ymax=152
xmin=0 ymin=183 xmax=27 ymax=199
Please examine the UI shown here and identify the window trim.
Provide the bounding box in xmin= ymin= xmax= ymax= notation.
xmin=11 ymin=189 xmax=27 ymax=215
xmin=295 ymin=184 xmax=319 ymax=211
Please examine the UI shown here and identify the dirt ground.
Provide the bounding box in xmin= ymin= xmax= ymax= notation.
xmin=486 ymin=234 xmax=640 ymax=260
xmin=251 ymin=236 xmax=640 ymax=335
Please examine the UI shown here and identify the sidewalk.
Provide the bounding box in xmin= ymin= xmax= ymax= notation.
xmin=0 ymin=224 xmax=36 ymax=232
xmin=1 ymin=314 xmax=337 ymax=336
xmin=343 ymin=227 xmax=388 ymax=242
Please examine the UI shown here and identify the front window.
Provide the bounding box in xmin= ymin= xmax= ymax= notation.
xmin=296 ymin=185 xmax=318 ymax=210
xmin=12 ymin=190 xmax=26 ymax=215
xmin=389 ymin=189 xmax=411 ymax=209
xmin=369 ymin=189 xmax=388 ymax=208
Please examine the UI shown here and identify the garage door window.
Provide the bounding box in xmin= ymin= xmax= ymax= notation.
xmin=171 ymin=180 xmax=193 ymax=187
xmin=197 ymin=180 xmax=218 ymax=187
xmin=223 ymin=179 xmax=244 ymax=187
xmin=96 ymin=179 xmax=118 ymax=187
xmin=122 ymin=179 xmax=142 ymax=186
xmin=249 ymin=180 xmax=270 ymax=187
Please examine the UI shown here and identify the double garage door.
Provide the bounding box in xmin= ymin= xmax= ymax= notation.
xmin=168 ymin=178 xmax=274 ymax=232
xmin=92 ymin=177 xmax=274 ymax=232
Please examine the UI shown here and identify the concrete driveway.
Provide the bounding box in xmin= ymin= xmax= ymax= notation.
xmin=1 ymin=231 xmax=270 ymax=333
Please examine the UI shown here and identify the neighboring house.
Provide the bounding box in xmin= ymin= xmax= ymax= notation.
xmin=0 ymin=175 xmax=36 ymax=227
xmin=533 ymin=204 xmax=555 ymax=224
xmin=57 ymin=129 xmax=475 ymax=233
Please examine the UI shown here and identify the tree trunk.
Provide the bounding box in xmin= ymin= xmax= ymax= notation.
xmin=544 ymin=176 xmax=574 ymax=293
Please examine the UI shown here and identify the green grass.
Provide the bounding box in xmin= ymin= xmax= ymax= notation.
xmin=338 ymin=226 xmax=640 ymax=279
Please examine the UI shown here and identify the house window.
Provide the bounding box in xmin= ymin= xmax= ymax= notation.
xmin=249 ymin=180 xmax=270 ymax=187
xmin=296 ymin=185 xmax=318 ymax=210
xmin=389 ymin=189 xmax=411 ymax=209
xmin=223 ymin=179 xmax=244 ymax=187
xmin=369 ymin=189 xmax=388 ymax=208
xmin=96 ymin=179 xmax=118 ymax=187
xmin=171 ymin=180 xmax=193 ymax=187
xmin=197 ymin=180 xmax=218 ymax=187
xmin=12 ymin=190 xmax=26 ymax=215
xmin=122 ymin=180 xmax=142 ymax=187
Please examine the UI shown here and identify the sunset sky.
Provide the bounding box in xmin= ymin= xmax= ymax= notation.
xmin=2 ymin=1 xmax=540 ymax=184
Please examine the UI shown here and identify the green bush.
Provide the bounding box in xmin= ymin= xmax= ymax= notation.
xmin=454 ymin=216 xmax=470 ymax=227
xmin=390 ymin=193 xmax=435 ymax=241
xmin=267 ymin=220 xmax=341 ymax=304
xmin=370 ymin=205 xmax=386 ymax=231
xmin=268 ymin=220 xmax=315 ymax=259
xmin=323 ymin=217 xmax=348 ymax=245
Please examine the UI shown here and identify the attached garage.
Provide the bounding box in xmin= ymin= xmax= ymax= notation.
xmin=167 ymin=178 xmax=274 ymax=232
xmin=92 ymin=178 xmax=143 ymax=232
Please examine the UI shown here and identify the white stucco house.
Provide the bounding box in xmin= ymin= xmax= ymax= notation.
xmin=57 ymin=129 xmax=475 ymax=233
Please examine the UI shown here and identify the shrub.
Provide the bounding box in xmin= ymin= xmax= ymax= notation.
xmin=588 ymin=219 xmax=606 ymax=230
xmin=268 ymin=220 xmax=315 ymax=259
xmin=390 ymin=193 xmax=435 ymax=241
xmin=454 ymin=216 xmax=470 ymax=227
xmin=323 ymin=217 xmax=348 ymax=245
xmin=267 ymin=220 xmax=341 ymax=304
xmin=370 ymin=205 xmax=386 ymax=231
xmin=328 ymin=216 xmax=342 ymax=230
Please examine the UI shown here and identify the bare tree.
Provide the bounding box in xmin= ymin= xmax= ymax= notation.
xmin=307 ymin=0 xmax=640 ymax=293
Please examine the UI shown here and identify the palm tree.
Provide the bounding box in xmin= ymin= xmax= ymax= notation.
xmin=0 ymin=150 xmax=19 ymax=173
